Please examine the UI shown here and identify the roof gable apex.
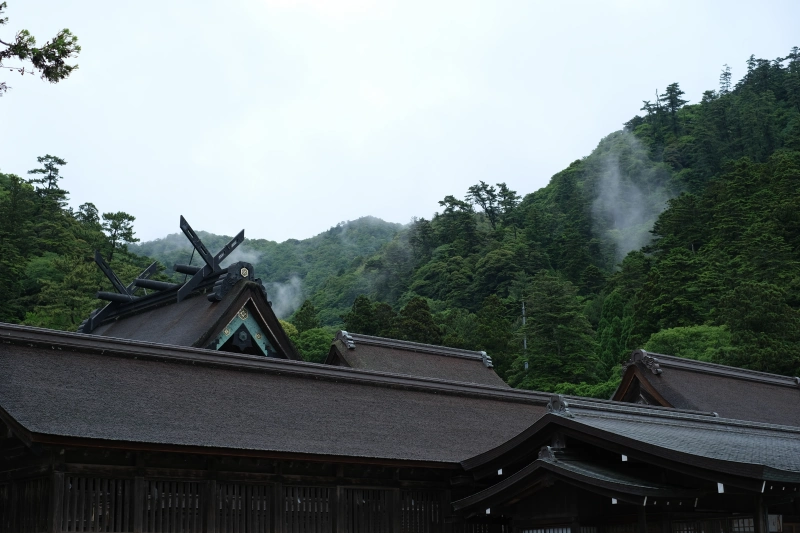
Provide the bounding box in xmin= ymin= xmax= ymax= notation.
xmin=204 ymin=288 xmax=300 ymax=360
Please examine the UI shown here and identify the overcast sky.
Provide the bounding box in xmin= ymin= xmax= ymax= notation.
xmin=1 ymin=1 xmax=798 ymax=243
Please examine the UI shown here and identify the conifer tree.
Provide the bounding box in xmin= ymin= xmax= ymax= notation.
xmin=659 ymin=83 xmax=688 ymax=134
xmin=342 ymin=295 xmax=377 ymax=335
xmin=293 ymin=300 xmax=321 ymax=333
xmin=27 ymin=154 xmax=68 ymax=211
xmin=393 ymin=297 xmax=441 ymax=345
xmin=509 ymin=271 xmax=598 ymax=391
xmin=719 ymin=64 xmax=732 ymax=95
xmin=102 ymin=212 xmax=139 ymax=262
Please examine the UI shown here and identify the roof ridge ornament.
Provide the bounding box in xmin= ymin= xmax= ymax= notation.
xmin=633 ymin=349 xmax=663 ymax=375
xmin=480 ymin=351 xmax=493 ymax=368
xmin=337 ymin=331 xmax=356 ymax=350
xmin=547 ymin=394 xmax=574 ymax=418
xmin=538 ymin=445 xmax=558 ymax=460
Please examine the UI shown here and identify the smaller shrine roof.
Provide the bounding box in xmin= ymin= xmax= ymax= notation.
xmin=325 ymin=331 xmax=508 ymax=387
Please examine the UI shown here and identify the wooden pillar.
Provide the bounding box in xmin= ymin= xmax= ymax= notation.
xmin=442 ymin=489 xmax=454 ymax=533
xmin=638 ymin=504 xmax=648 ymax=533
xmin=49 ymin=471 xmax=64 ymax=533
xmin=205 ymin=480 xmax=217 ymax=533
xmin=133 ymin=476 xmax=144 ymax=533
xmin=390 ymin=488 xmax=401 ymax=533
xmin=754 ymin=494 xmax=768 ymax=533
xmin=662 ymin=512 xmax=671 ymax=533
xmin=332 ymin=485 xmax=342 ymax=533
xmin=272 ymin=482 xmax=284 ymax=533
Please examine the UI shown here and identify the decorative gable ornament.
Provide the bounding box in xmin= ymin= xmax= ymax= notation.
xmin=630 ymin=349 xmax=663 ymax=375
xmin=538 ymin=445 xmax=559 ymax=460
xmin=213 ymin=303 xmax=278 ymax=356
xmin=337 ymin=330 xmax=356 ymax=350
xmin=547 ymin=394 xmax=574 ymax=418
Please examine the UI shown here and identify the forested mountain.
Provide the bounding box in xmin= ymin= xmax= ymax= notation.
xmin=278 ymin=48 xmax=800 ymax=391
xmin=130 ymin=217 xmax=401 ymax=323
xmin=3 ymin=48 xmax=799 ymax=398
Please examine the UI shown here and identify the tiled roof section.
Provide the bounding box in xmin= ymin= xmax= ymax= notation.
xmin=325 ymin=331 xmax=508 ymax=387
xmin=614 ymin=349 xmax=800 ymax=426
xmin=462 ymin=394 xmax=800 ymax=482
xmin=0 ymin=324 xmax=545 ymax=464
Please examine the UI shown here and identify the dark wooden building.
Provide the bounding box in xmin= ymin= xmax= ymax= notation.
xmin=1 ymin=219 xmax=799 ymax=533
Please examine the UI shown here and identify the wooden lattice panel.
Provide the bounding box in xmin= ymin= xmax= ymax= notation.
xmin=340 ymin=488 xmax=392 ymax=533
xmin=216 ymin=483 xmax=271 ymax=533
xmin=283 ymin=486 xmax=331 ymax=533
xmin=142 ymin=480 xmax=204 ymax=533
xmin=400 ymin=490 xmax=443 ymax=533
xmin=61 ymin=476 xmax=130 ymax=533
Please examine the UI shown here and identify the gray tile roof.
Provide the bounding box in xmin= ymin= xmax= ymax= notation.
xmin=576 ymin=409 xmax=800 ymax=478
xmin=453 ymin=452 xmax=702 ymax=511
xmin=463 ymin=396 xmax=800 ymax=483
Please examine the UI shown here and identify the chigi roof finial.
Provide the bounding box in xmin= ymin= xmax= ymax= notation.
xmin=175 ymin=215 xmax=245 ymax=302
xmin=79 ymin=215 xmax=249 ymax=334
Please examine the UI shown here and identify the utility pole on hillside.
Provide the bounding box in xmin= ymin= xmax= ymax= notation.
xmin=522 ymin=300 xmax=528 ymax=372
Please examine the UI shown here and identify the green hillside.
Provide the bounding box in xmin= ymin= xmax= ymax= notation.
xmin=275 ymin=49 xmax=800 ymax=389
xmin=3 ymin=48 xmax=799 ymax=397
xmin=129 ymin=216 xmax=401 ymax=323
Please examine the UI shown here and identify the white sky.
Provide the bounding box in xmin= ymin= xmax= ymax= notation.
xmin=1 ymin=0 xmax=798 ymax=243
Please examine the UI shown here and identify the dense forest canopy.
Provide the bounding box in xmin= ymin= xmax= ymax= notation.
xmin=3 ymin=48 xmax=800 ymax=395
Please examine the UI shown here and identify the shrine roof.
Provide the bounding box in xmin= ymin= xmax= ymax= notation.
xmin=0 ymin=323 xmax=546 ymax=465
xmin=612 ymin=349 xmax=800 ymax=426
xmin=325 ymin=331 xmax=508 ymax=387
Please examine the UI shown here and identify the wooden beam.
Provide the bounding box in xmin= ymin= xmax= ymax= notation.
xmin=27 ymin=433 xmax=461 ymax=471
